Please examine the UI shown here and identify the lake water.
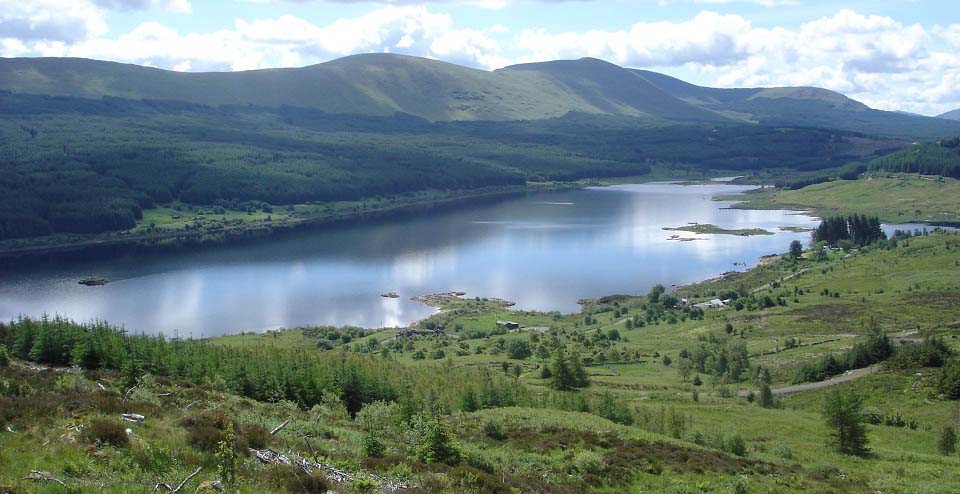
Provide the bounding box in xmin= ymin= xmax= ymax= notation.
xmin=0 ymin=182 xmax=829 ymax=336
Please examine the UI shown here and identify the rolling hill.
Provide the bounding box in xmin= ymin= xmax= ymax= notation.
xmin=2 ymin=54 xmax=959 ymax=138
xmin=939 ymin=109 xmax=960 ymax=121
xmin=631 ymin=69 xmax=959 ymax=139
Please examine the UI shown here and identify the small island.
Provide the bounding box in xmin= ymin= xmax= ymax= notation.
xmin=779 ymin=225 xmax=815 ymax=233
xmin=78 ymin=277 xmax=110 ymax=286
xmin=663 ymin=222 xmax=774 ymax=236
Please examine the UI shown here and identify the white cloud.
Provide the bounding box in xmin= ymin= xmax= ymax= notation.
xmin=0 ymin=0 xmax=108 ymax=42
xmin=512 ymin=9 xmax=960 ymax=115
xmin=5 ymin=6 xmax=504 ymax=72
xmin=93 ymin=0 xmax=192 ymax=13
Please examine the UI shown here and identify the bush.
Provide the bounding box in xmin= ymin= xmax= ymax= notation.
xmin=721 ymin=433 xmax=747 ymax=457
xmin=0 ymin=344 xmax=10 ymax=367
xmin=243 ymin=424 xmax=272 ymax=450
xmin=217 ymin=422 xmax=238 ymax=485
xmin=265 ymin=464 xmax=329 ymax=494
xmin=506 ymin=340 xmax=532 ymax=360
xmin=362 ymin=433 xmax=385 ymax=458
xmin=860 ymin=407 xmax=884 ymax=425
xmin=482 ymin=419 xmax=504 ymax=440
xmin=771 ymin=443 xmax=794 ymax=460
xmin=81 ymin=418 xmax=130 ymax=448
xmin=181 ymin=412 xmax=235 ymax=452
xmin=572 ymin=450 xmax=605 ymax=475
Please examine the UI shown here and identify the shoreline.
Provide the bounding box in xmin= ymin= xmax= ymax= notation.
xmin=0 ymin=167 xmax=737 ymax=263
xmin=0 ymin=182 xmax=577 ymax=264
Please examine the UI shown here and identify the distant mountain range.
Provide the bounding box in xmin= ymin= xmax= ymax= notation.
xmin=939 ymin=109 xmax=960 ymax=121
xmin=2 ymin=54 xmax=959 ymax=139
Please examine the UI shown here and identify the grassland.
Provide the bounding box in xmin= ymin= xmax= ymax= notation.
xmin=4 ymin=231 xmax=958 ymax=493
xmin=724 ymin=175 xmax=960 ymax=224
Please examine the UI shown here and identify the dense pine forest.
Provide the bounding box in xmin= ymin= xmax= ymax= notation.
xmin=0 ymin=91 xmax=906 ymax=241
xmin=869 ymin=137 xmax=960 ymax=178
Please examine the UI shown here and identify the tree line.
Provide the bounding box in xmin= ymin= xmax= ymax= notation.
xmin=868 ymin=137 xmax=960 ymax=179
xmin=0 ymin=316 xmax=528 ymax=417
xmin=812 ymin=215 xmax=885 ymax=247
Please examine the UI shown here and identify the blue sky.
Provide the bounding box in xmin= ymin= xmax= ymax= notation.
xmin=1 ymin=0 xmax=958 ymax=115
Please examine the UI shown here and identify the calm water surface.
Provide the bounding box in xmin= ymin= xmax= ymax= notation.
xmin=1 ymin=182 xmax=828 ymax=335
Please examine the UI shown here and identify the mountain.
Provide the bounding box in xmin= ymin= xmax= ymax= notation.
xmin=939 ymin=109 xmax=960 ymax=121
xmin=3 ymin=54 xmax=959 ymax=138
xmin=630 ymin=69 xmax=959 ymax=139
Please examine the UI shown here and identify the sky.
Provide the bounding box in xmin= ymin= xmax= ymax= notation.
xmin=1 ymin=0 xmax=958 ymax=115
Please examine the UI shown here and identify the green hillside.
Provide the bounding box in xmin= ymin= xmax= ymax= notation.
xmin=0 ymin=91 xmax=904 ymax=244
xmin=632 ymin=68 xmax=960 ymax=139
xmin=3 ymin=54 xmax=960 ymax=138
xmin=939 ymin=109 xmax=960 ymax=121
xmin=497 ymin=58 xmax=725 ymax=122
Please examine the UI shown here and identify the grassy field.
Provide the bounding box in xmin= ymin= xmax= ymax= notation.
xmin=724 ymin=175 xmax=960 ymax=224
xmin=2 ymin=232 xmax=959 ymax=493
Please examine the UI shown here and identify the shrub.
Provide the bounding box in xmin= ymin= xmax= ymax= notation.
xmin=362 ymin=432 xmax=385 ymax=458
xmin=81 ymin=418 xmax=130 ymax=448
xmin=353 ymin=476 xmax=377 ymax=494
xmin=860 ymin=407 xmax=884 ymax=425
xmin=181 ymin=412 xmax=234 ymax=452
xmin=216 ymin=422 xmax=238 ymax=485
xmin=506 ymin=340 xmax=532 ymax=360
xmin=243 ymin=424 xmax=272 ymax=450
xmin=0 ymin=343 xmax=10 ymax=367
xmin=482 ymin=419 xmax=504 ymax=440
xmin=572 ymin=450 xmax=605 ymax=475
xmin=265 ymin=464 xmax=329 ymax=494
xmin=771 ymin=443 xmax=794 ymax=460
xmin=721 ymin=433 xmax=747 ymax=457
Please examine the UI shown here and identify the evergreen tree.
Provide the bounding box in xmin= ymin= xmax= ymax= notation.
xmin=459 ymin=386 xmax=478 ymax=412
xmin=572 ymin=352 xmax=590 ymax=388
xmin=550 ymin=347 xmax=589 ymax=390
xmin=822 ymin=390 xmax=869 ymax=456
xmin=758 ymin=384 xmax=774 ymax=409
xmin=938 ymin=425 xmax=957 ymax=456
xmin=416 ymin=416 xmax=460 ymax=465
xmin=12 ymin=321 xmax=35 ymax=359
xmin=0 ymin=343 xmax=10 ymax=367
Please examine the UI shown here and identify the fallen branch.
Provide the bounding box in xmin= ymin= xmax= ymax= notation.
xmin=121 ymin=413 xmax=146 ymax=423
xmin=24 ymin=470 xmax=66 ymax=486
xmin=270 ymin=419 xmax=290 ymax=435
xmin=123 ymin=384 xmax=139 ymax=401
xmin=153 ymin=466 xmax=202 ymax=493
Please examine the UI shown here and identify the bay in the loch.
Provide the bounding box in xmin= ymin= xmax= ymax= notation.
xmin=0 ymin=182 xmax=828 ymax=335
